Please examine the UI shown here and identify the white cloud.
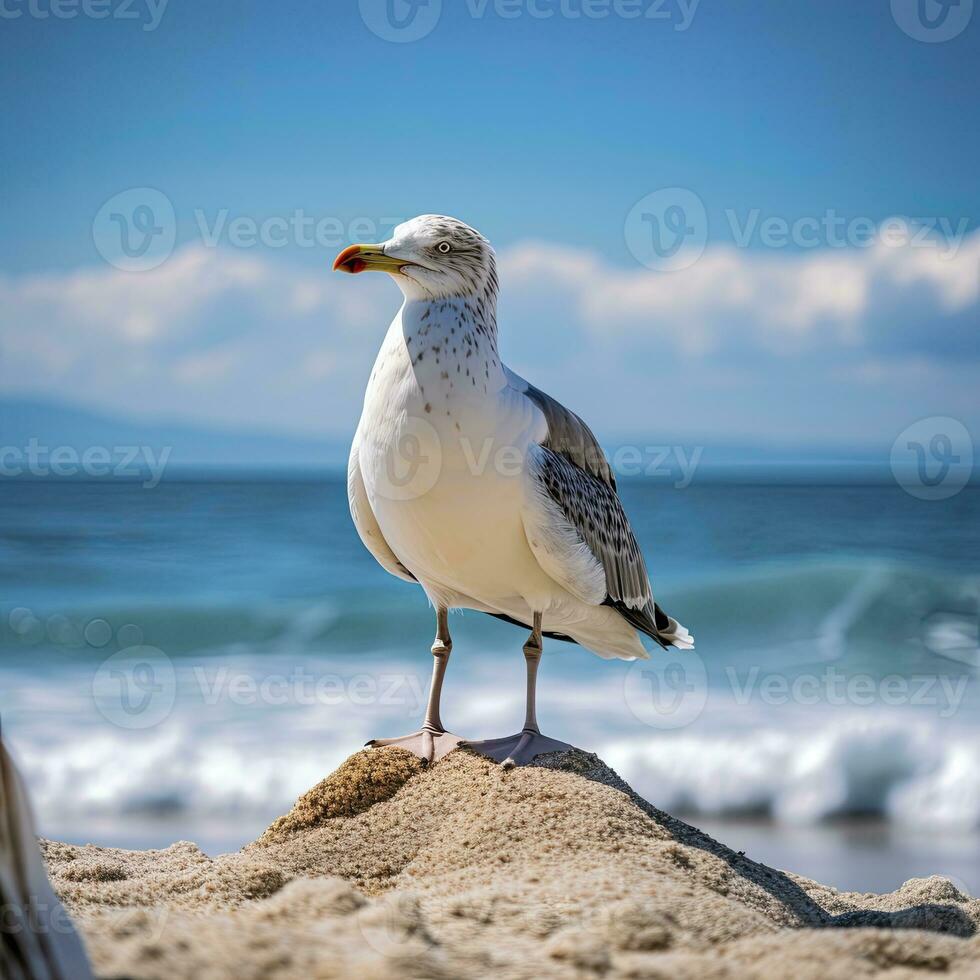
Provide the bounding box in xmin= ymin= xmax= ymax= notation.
xmin=0 ymin=245 xmax=394 ymax=433
xmin=5 ymin=247 xmax=269 ymax=346
xmin=500 ymin=225 xmax=980 ymax=358
xmin=0 ymin=230 xmax=976 ymax=443
xmin=173 ymin=346 xmax=243 ymax=384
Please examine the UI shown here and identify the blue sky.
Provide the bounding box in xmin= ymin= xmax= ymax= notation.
xmin=1 ymin=0 xmax=978 ymax=449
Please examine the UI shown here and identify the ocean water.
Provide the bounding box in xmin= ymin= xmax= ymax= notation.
xmin=1 ymin=474 xmax=978 ymax=894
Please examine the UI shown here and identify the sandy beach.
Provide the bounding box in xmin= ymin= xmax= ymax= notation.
xmin=43 ymin=746 xmax=979 ymax=979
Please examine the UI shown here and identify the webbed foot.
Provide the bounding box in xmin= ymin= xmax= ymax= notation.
xmin=462 ymin=730 xmax=574 ymax=769
xmin=366 ymin=726 xmax=462 ymax=765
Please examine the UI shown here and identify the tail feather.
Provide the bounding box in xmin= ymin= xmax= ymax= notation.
xmin=654 ymin=601 xmax=694 ymax=649
xmin=660 ymin=617 xmax=695 ymax=650
xmin=607 ymin=598 xmax=695 ymax=651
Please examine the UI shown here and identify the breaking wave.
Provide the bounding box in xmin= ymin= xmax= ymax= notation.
xmin=603 ymin=714 xmax=980 ymax=829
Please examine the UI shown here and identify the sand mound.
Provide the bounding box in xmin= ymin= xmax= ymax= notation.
xmin=44 ymin=747 xmax=980 ymax=979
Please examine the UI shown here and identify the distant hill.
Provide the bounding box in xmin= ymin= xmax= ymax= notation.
xmin=0 ymin=397 xmax=349 ymax=470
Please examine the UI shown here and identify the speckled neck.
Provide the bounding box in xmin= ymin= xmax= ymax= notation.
xmin=401 ymin=294 xmax=506 ymax=415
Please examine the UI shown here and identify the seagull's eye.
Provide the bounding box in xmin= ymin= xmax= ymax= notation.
xmin=436 ymin=241 xmax=451 ymax=254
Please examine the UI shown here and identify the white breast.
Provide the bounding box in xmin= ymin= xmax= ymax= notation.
xmin=356 ymin=301 xmax=550 ymax=607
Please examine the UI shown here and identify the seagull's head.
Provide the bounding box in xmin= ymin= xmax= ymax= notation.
xmin=333 ymin=215 xmax=497 ymax=302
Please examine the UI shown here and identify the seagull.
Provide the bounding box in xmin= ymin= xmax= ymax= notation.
xmin=335 ymin=215 xmax=693 ymax=768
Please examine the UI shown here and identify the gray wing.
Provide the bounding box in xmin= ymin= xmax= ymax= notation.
xmin=347 ymin=438 xmax=416 ymax=584
xmin=505 ymin=366 xmax=615 ymax=489
xmin=510 ymin=370 xmax=673 ymax=645
xmin=526 ymin=443 xmax=654 ymax=614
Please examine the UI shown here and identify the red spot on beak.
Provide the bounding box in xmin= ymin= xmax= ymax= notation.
xmin=333 ymin=244 xmax=365 ymax=274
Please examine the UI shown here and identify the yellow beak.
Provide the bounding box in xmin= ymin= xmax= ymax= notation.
xmin=333 ymin=243 xmax=407 ymax=275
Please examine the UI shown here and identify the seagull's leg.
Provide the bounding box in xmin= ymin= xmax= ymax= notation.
xmin=366 ymin=607 xmax=462 ymax=765
xmin=522 ymin=612 xmax=544 ymax=732
xmin=463 ymin=612 xmax=575 ymax=768
xmin=423 ymin=607 xmax=453 ymax=733
xmin=503 ymin=612 xmax=545 ymax=767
